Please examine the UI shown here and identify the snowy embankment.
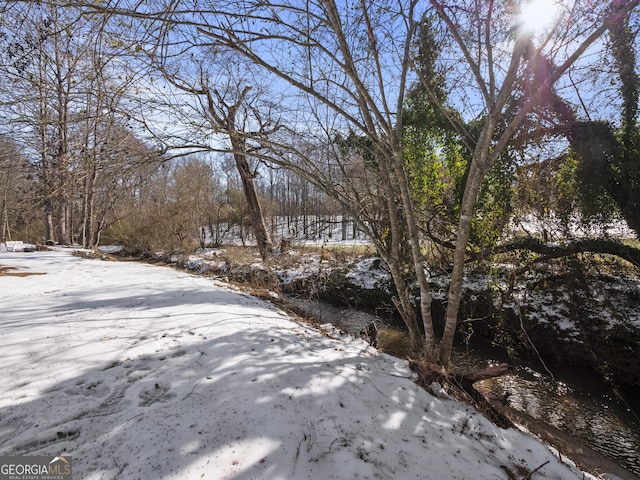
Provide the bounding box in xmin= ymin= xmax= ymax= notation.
xmin=0 ymin=249 xmax=594 ymax=479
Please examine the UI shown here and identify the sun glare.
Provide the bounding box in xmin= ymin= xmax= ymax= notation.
xmin=518 ymin=0 xmax=561 ymax=36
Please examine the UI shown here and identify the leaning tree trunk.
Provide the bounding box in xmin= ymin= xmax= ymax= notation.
xmin=440 ymin=157 xmax=488 ymax=367
xmin=391 ymin=144 xmax=436 ymax=358
xmin=230 ymin=136 xmax=273 ymax=259
xmin=375 ymin=185 xmax=423 ymax=354
xmin=385 ymin=256 xmax=424 ymax=354
xmin=369 ymin=146 xmax=426 ymax=355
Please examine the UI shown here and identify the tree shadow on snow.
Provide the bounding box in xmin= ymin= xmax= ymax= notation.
xmin=0 ymin=306 xmax=435 ymax=479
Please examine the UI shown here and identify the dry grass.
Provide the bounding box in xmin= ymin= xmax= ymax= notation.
xmin=223 ymin=245 xmax=266 ymax=264
xmin=290 ymin=242 xmax=375 ymax=260
xmin=0 ymin=265 xmax=46 ymax=277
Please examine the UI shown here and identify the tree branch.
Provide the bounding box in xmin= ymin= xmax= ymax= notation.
xmin=488 ymin=237 xmax=640 ymax=268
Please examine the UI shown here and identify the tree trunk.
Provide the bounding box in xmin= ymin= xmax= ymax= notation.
xmin=83 ymin=161 xmax=97 ymax=248
xmin=1 ymin=177 xmax=9 ymax=242
xmin=230 ymin=136 xmax=273 ymax=259
xmin=440 ymin=160 xmax=487 ymax=367
xmin=57 ymin=202 xmax=69 ymax=245
xmin=373 ymin=147 xmax=425 ymax=354
xmin=381 ymin=248 xmax=424 ymax=354
xmin=45 ymin=205 xmax=55 ymax=244
xmin=391 ymin=144 xmax=436 ymax=358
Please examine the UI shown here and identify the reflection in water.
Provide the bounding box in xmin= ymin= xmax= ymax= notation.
xmin=475 ymin=371 xmax=640 ymax=475
xmin=286 ymin=295 xmax=640 ymax=475
xmin=378 ymin=329 xmax=412 ymax=358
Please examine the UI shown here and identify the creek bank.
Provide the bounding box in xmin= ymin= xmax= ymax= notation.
xmin=143 ymin=247 xmax=640 ymax=389
xmin=283 ymin=294 xmax=640 ymax=478
xmin=277 ymin=255 xmax=640 ymax=391
xmin=489 ymin=399 xmax=639 ymax=480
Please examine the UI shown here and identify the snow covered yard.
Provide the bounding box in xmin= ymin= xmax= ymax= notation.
xmin=0 ymin=249 xmax=593 ymax=479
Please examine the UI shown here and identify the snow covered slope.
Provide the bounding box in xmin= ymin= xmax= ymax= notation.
xmin=0 ymin=249 xmax=593 ymax=479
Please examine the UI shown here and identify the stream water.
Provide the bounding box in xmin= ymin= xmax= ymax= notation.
xmin=286 ymin=295 xmax=640 ymax=476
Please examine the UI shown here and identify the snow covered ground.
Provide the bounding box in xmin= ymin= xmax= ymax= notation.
xmin=0 ymin=249 xmax=598 ymax=479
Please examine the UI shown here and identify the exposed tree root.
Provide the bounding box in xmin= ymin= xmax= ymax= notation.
xmin=408 ymin=358 xmax=514 ymax=429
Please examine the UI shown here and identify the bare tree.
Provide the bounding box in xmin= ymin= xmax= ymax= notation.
xmin=0 ymin=2 xmax=160 ymax=247
xmin=0 ymin=3 xmax=93 ymax=243
xmin=147 ymin=57 xmax=276 ymax=258
xmin=172 ymin=157 xmax=221 ymax=250
xmin=0 ymin=135 xmax=34 ymax=242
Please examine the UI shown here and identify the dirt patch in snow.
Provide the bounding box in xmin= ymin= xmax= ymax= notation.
xmin=0 ymin=265 xmax=46 ymax=277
